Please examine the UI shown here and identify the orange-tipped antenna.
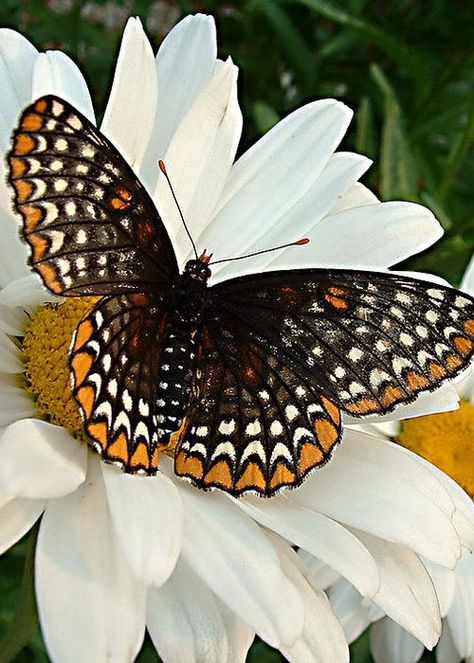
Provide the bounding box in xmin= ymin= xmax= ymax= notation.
xmin=158 ymin=159 xmax=198 ymax=260
xmin=209 ymin=238 xmax=310 ymax=265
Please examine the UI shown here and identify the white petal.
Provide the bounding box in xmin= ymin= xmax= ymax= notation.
xmin=291 ymin=429 xmax=461 ymax=567
xmin=32 ymin=51 xmax=95 ymax=123
xmin=178 ymin=484 xmax=304 ymax=648
xmin=0 ymin=496 xmax=45 ymax=554
xmin=370 ymin=618 xmax=425 ymax=663
xmin=290 ymin=201 xmax=442 ymax=270
xmin=203 ymin=99 xmax=352 ymax=272
xmin=155 ymin=58 xmax=242 ymax=265
xmin=0 ymin=28 xmax=38 ymax=148
xmin=0 ymin=383 xmax=34 ymax=425
xmin=102 ymin=465 xmax=183 ymax=586
xmin=354 ymin=530 xmax=441 ymax=647
xmin=330 ymin=181 xmax=379 ymax=213
xmin=0 ymin=328 xmax=22 ymax=373
xmin=461 ymin=253 xmax=474 ymax=296
xmin=0 ymin=305 xmax=28 ymax=335
xmin=101 ymin=18 xmax=157 ymax=172
xmin=436 ymin=623 xmax=461 ymax=663
xmin=36 ymin=457 xmax=146 ymax=662
xmin=237 ymin=493 xmax=380 ymax=597
xmin=214 ymin=152 xmax=371 ymax=281
xmin=141 ymin=13 xmax=217 ymax=187
xmin=446 ymin=552 xmax=474 ymax=658
xmin=0 ymin=274 xmax=60 ymax=307
xmin=147 ymin=558 xmax=254 ymax=663
xmin=0 ymin=419 xmax=87 ymax=498
xmin=298 ymin=551 xmax=341 ymax=590
xmin=272 ymin=538 xmax=349 ymax=663
xmin=425 ymin=560 xmax=456 ymax=617
xmin=327 ymin=578 xmax=376 ymax=643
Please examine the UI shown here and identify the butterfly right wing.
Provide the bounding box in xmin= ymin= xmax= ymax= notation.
xmin=8 ymin=95 xmax=178 ymax=296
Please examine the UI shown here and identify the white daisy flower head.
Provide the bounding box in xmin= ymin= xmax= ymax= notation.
xmin=309 ymin=257 xmax=474 ymax=662
xmin=0 ymin=13 xmax=473 ymax=663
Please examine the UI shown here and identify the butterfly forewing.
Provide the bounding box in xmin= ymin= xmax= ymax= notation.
xmin=8 ymin=95 xmax=178 ymax=296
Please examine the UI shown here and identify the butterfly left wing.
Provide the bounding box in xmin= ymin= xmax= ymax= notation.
xmin=8 ymin=95 xmax=178 ymax=296
xmin=173 ymin=268 xmax=474 ymax=496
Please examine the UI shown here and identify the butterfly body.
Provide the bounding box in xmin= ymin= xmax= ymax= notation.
xmin=8 ymin=95 xmax=474 ymax=496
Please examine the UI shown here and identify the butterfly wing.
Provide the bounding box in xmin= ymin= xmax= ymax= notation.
xmin=174 ymin=269 xmax=474 ymax=496
xmin=8 ymin=95 xmax=178 ymax=296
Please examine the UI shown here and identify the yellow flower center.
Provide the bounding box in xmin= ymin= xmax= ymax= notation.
xmin=22 ymin=297 xmax=98 ymax=441
xmin=398 ymin=400 xmax=474 ymax=498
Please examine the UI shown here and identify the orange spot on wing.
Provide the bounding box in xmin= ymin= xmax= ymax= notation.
xmin=21 ymin=113 xmax=44 ymax=131
xmin=204 ymin=460 xmax=233 ymax=488
xmin=117 ymin=187 xmax=132 ymax=201
xmin=325 ymin=294 xmax=349 ymax=310
xmin=328 ymin=286 xmax=348 ymax=296
xmin=464 ymin=319 xmax=474 ymax=336
xmin=107 ymin=433 xmax=129 ymax=462
xmin=314 ymin=419 xmax=339 ymax=451
xmin=29 ymin=234 xmax=48 ymax=261
xmin=429 ymin=362 xmax=447 ymax=380
xmin=71 ymin=352 xmax=94 ymax=387
xmin=14 ymin=179 xmax=34 ymax=203
xmin=175 ymin=451 xmax=204 ymax=479
xmin=110 ymin=197 xmax=129 ymax=210
xmin=9 ymin=156 xmax=28 ymax=178
xmin=345 ymin=397 xmax=379 ymax=415
xmin=150 ymin=447 xmax=159 ymax=471
xmin=380 ymin=385 xmax=405 ymax=407
xmin=74 ymin=319 xmax=94 ymax=351
xmin=34 ymin=99 xmax=48 ymax=113
xmin=445 ymin=354 xmax=463 ymax=371
xmin=236 ymin=461 xmax=266 ymax=492
xmin=454 ymin=336 xmax=473 ymax=356
xmin=130 ymin=442 xmax=150 ymax=470
xmin=321 ymin=396 xmax=340 ymax=425
xmin=88 ymin=420 xmax=108 ymax=449
xmin=298 ymin=442 xmax=324 ymax=473
xmin=14 ymin=134 xmax=35 ymax=155
xmin=20 ymin=204 xmax=43 ymax=232
xmin=36 ymin=263 xmax=62 ymax=293
xmin=76 ymin=385 xmax=96 ymax=419
xmin=406 ymin=371 xmax=429 ymax=391
xmin=269 ymin=462 xmax=296 ymax=491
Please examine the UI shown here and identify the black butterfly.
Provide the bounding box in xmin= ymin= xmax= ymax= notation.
xmin=8 ymin=95 xmax=474 ymax=495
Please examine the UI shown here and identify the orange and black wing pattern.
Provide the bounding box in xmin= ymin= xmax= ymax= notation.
xmin=174 ymin=268 xmax=474 ymax=496
xmin=8 ymin=95 xmax=178 ymax=297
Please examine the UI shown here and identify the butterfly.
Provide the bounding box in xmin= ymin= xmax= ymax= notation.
xmin=7 ymin=95 xmax=474 ymax=496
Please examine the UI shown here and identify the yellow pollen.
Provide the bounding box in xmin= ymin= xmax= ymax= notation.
xmin=22 ymin=297 xmax=98 ymax=441
xmin=398 ymin=400 xmax=474 ymax=498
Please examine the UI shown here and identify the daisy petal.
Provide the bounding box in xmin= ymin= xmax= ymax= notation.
xmin=0 ymin=419 xmax=87 ymax=498
xmin=425 ymin=561 xmax=455 ymax=617
xmin=0 ymin=328 xmax=22 ymax=373
xmin=461 ymin=252 xmax=474 ymax=296
xmin=178 ymin=484 xmax=304 ymax=648
xmin=446 ymin=552 xmax=474 ymax=658
xmin=353 ymin=530 xmax=441 ymax=647
xmin=272 ymin=538 xmax=349 ymax=663
xmin=156 ymin=58 xmax=242 ymax=264
xmin=298 ymin=552 xmax=341 ymax=591
xmin=147 ymin=558 xmax=254 ymax=663
xmin=202 ymin=99 xmax=352 ymax=267
xmin=0 ymin=305 xmax=28 ymax=335
xmin=0 ymin=384 xmax=34 ymax=425
xmin=0 ymin=28 xmax=38 ymax=149
xmin=330 ymin=181 xmax=378 ymax=213
xmin=370 ymin=618 xmax=425 ymax=663
xmin=327 ymin=578 xmax=382 ymax=643
xmin=141 ymin=13 xmax=217 ymax=186
xmin=238 ymin=494 xmax=380 ymax=597
xmin=295 ymin=201 xmax=442 ymax=270
xmin=0 ymin=496 xmax=45 ymax=555
xmin=32 ymin=51 xmax=95 ymax=123
xmin=437 ymin=624 xmax=461 ymax=663
xmin=291 ymin=430 xmax=460 ymax=567
xmin=101 ymin=18 xmax=157 ymax=172
xmin=102 ymin=466 xmax=183 ymax=586
xmin=36 ymin=458 xmax=146 ymax=662
xmin=0 ymin=274 xmax=60 ymax=307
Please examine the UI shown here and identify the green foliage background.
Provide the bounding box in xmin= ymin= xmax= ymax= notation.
xmin=0 ymin=1 xmax=473 ymax=661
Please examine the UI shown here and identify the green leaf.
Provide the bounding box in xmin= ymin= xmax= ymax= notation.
xmin=0 ymin=525 xmax=39 ymax=663
xmin=355 ymin=96 xmax=377 ymax=159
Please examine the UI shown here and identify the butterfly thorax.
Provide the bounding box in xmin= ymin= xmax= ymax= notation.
xmin=155 ymin=258 xmax=211 ymax=443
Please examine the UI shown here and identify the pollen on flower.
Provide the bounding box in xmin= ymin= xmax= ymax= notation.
xmin=398 ymin=400 xmax=474 ymax=498
xmin=22 ymin=297 xmax=99 ymax=442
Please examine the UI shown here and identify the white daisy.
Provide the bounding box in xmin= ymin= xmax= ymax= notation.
xmin=312 ymin=256 xmax=474 ymax=663
xmin=0 ymin=13 xmax=472 ymax=663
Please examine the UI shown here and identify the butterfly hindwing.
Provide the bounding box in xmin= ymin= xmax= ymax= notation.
xmin=8 ymin=95 xmax=178 ymax=296
xmin=70 ymin=292 xmax=170 ymax=473
xmin=208 ymin=269 xmax=474 ymax=418
xmin=174 ymin=323 xmax=342 ymax=496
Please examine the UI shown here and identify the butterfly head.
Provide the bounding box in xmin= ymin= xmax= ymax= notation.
xmin=183 ymin=250 xmax=212 ymax=283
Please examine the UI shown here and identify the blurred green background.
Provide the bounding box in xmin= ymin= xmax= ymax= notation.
xmin=0 ymin=0 xmax=472 ymax=661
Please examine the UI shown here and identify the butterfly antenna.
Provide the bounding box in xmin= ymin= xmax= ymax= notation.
xmin=158 ymin=160 xmax=198 ymax=260
xmin=209 ymin=238 xmax=310 ymax=265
